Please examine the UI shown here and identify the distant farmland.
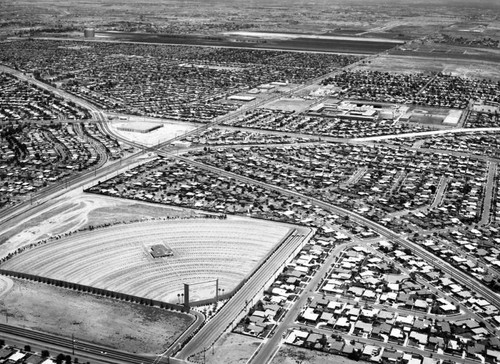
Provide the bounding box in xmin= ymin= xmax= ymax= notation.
xmin=94 ymin=31 xmax=402 ymax=54
xmin=1 ymin=219 xmax=291 ymax=303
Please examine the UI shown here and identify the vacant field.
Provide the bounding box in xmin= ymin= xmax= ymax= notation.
xmin=0 ymin=275 xmax=13 ymax=298
xmin=0 ymin=193 xmax=197 ymax=259
xmin=271 ymin=345 xmax=363 ymax=364
xmin=2 ymin=219 xmax=291 ymax=303
xmin=85 ymin=201 xmax=197 ymax=227
xmin=0 ymin=278 xmax=193 ymax=354
xmin=190 ymin=333 xmax=261 ymax=364
xmin=388 ymin=48 xmax=500 ymax=75
xmin=354 ymin=54 xmax=500 ymax=80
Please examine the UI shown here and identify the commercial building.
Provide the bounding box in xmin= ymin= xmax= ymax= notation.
xmin=117 ymin=122 xmax=163 ymax=133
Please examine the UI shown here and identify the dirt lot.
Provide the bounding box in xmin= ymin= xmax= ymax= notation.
xmin=354 ymin=54 xmax=500 ymax=80
xmin=0 ymin=278 xmax=194 ymax=354
xmin=85 ymin=199 xmax=197 ymax=227
xmin=190 ymin=333 xmax=261 ymax=364
xmin=189 ymin=334 xmax=363 ymax=364
xmin=0 ymin=193 xmax=197 ymax=258
xmin=271 ymin=345 xmax=363 ymax=364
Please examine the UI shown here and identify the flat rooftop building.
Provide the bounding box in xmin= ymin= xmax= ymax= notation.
xmin=443 ymin=110 xmax=462 ymax=125
xmin=228 ymin=95 xmax=256 ymax=102
xmin=117 ymin=121 xmax=163 ymax=133
xmin=150 ymin=244 xmax=174 ymax=258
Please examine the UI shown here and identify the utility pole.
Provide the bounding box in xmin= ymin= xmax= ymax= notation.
xmin=215 ymin=278 xmax=219 ymax=302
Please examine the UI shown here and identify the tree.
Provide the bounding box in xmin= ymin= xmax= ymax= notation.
xmin=56 ymin=353 xmax=65 ymax=364
xmin=348 ymin=348 xmax=362 ymax=361
xmin=41 ymin=350 xmax=50 ymax=358
xmin=65 ymin=355 xmax=72 ymax=364
xmin=24 ymin=345 xmax=31 ymax=352
xmin=319 ymin=334 xmax=328 ymax=348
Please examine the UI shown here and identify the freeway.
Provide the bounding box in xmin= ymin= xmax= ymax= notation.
xmin=72 ymin=122 xmax=109 ymax=168
xmin=0 ymin=62 xmax=315 ymax=364
xmin=176 ymin=228 xmax=315 ymax=361
xmin=0 ymin=146 xmax=149 ymax=229
xmin=0 ymin=62 xmax=211 ymax=230
xmin=0 ymin=323 xmax=161 ymax=364
xmin=177 ymin=157 xmax=500 ymax=312
xmin=0 ymin=65 xmax=104 ymax=120
xmin=352 ymin=126 xmax=500 ymax=142
xmin=3 ymin=46 xmax=500 ymax=364
xmin=197 ymin=124 xmax=344 ymax=143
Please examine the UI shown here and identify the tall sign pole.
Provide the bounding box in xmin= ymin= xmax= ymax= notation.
xmin=215 ymin=278 xmax=219 ymax=302
xmin=183 ymin=283 xmax=190 ymax=312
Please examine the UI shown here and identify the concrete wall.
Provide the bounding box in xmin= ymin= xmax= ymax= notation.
xmin=0 ymin=269 xmax=189 ymax=313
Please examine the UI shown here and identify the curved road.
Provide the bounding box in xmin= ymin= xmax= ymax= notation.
xmin=73 ymin=122 xmax=109 ymax=168
xmin=3 ymin=53 xmax=500 ymax=364
xmin=178 ymin=157 xmax=500 ymax=311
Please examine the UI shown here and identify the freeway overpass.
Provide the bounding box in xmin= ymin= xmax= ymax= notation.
xmin=4 ymin=48 xmax=500 ymax=364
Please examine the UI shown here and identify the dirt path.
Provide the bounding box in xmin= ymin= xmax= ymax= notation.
xmin=271 ymin=345 xmax=362 ymax=364
xmin=0 ymin=275 xmax=13 ymax=298
xmin=190 ymin=333 xmax=261 ymax=364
